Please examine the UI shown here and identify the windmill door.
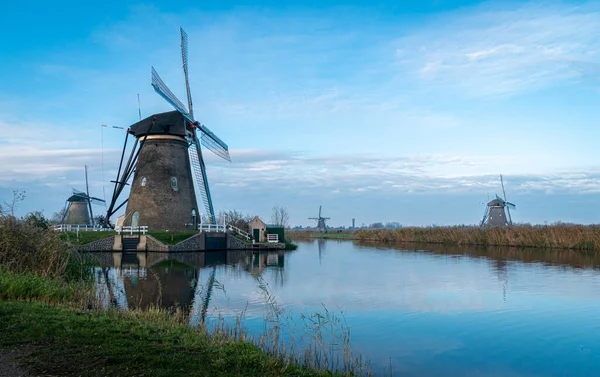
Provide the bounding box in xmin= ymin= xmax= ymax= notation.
xmin=253 ymin=228 xmax=260 ymax=242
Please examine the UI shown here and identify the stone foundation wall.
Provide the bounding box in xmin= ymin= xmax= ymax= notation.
xmin=146 ymin=235 xmax=169 ymax=252
xmin=77 ymin=236 xmax=115 ymax=252
xmin=79 ymin=233 xmax=284 ymax=252
xmin=169 ymin=234 xmax=204 ymax=252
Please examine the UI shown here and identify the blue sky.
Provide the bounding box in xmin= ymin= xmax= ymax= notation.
xmin=1 ymin=0 xmax=599 ymax=226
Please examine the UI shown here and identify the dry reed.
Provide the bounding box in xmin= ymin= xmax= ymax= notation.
xmin=354 ymin=224 xmax=600 ymax=250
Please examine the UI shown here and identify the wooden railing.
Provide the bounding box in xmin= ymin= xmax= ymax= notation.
xmin=267 ymin=234 xmax=279 ymax=243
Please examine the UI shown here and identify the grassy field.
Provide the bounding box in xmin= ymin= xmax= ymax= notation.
xmin=354 ymin=225 xmax=600 ymax=250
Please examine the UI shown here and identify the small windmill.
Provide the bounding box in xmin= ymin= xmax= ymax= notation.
xmin=480 ymin=174 xmax=516 ymax=227
xmin=62 ymin=166 xmax=105 ymax=225
xmin=104 ymin=27 xmax=230 ymax=230
xmin=309 ymin=206 xmax=330 ymax=232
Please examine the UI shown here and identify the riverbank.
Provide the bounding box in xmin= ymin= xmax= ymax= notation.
xmin=0 ymin=270 xmax=352 ymax=377
xmin=288 ymin=224 xmax=600 ymax=250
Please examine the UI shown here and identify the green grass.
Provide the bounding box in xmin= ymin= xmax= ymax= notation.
xmin=148 ymin=231 xmax=198 ymax=245
xmin=0 ymin=269 xmax=92 ymax=303
xmin=58 ymin=231 xmax=116 ymax=245
xmin=0 ymin=301 xmax=347 ymax=377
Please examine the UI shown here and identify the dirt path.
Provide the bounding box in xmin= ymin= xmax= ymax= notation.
xmin=0 ymin=349 xmax=33 ymax=377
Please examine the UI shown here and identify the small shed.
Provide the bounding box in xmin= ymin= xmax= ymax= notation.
xmin=266 ymin=224 xmax=285 ymax=243
xmin=249 ymin=216 xmax=267 ymax=242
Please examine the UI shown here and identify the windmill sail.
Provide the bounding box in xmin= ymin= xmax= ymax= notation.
xmin=151 ymin=67 xmax=190 ymax=118
xmin=189 ymin=142 xmax=214 ymax=223
xmin=200 ymin=130 xmax=231 ymax=161
xmin=180 ymin=27 xmax=194 ymax=119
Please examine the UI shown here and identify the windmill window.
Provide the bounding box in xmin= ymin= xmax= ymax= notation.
xmin=141 ymin=177 xmax=147 ymax=187
xmin=171 ymin=177 xmax=178 ymax=191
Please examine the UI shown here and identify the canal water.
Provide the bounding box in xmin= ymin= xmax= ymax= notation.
xmin=93 ymin=240 xmax=600 ymax=376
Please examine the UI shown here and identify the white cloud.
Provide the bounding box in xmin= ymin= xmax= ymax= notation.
xmin=397 ymin=1 xmax=600 ymax=97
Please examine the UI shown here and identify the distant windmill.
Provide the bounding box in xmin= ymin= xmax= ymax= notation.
xmin=480 ymin=174 xmax=516 ymax=227
xmin=309 ymin=206 xmax=330 ymax=232
xmin=62 ymin=166 xmax=105 ymax=225
xmin=104 ymin=27 xmax=230 ymax=230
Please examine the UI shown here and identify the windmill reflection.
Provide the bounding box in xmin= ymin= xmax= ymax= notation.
xmin=490 ymin=259 xmax=509 ymax=302
xmin=94 ymin=250 xmax=286 ymax=317
xmin=317 ymin=239 xmax=326 ymax=265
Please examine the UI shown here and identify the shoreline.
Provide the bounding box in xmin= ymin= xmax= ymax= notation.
xmin=287 ymin=224 xmax=600 ymax=251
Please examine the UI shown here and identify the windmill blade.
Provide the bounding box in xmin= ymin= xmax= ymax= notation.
xmin=151 ymin=66 xmax=191 ymax=118
xmin=500 ymin=174 xmax=508 ymax=203
xmin=319 ymin=206 xmax=322 ymax=217
xmin=90 ymin=197 xmax=106 ymax=206
xmin=85 ymin=165 xmax=94 ymax=225
xmin=180 ymin=27 xmax=194 ymax=119
xmin=506 ymin=202 xmax=516 ymax=210
xmin=199 ymin=125 xmax=231 ymax=161
xmin=189 ymin=138 xmax=216 ymax=223
xmin=480 ymin=206 xmax=489 ymax=227
xmin=73 ymin=188 xmax=86 ymax=195
xmin=495 ymin=194 xmax=505 ymax=204
xmin=500 ymin=174 xmax=513 ymax=225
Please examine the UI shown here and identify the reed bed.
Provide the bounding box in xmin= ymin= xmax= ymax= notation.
xmin=202 ymin=273 xmax=372 ymax=376
xmin=0 ymin=212 xmax=91 ymax=281
xmin=354 ymin=224 xmax=600 ymax=250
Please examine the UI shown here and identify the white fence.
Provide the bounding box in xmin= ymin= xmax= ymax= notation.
xmin=198 ymin=223 xmax=227 ymax=232
xmin=115 ymin=226 xmax=148 ymax=235
xmin=52 ymin=224 xmax=108 ymax=232
xmin=267 ymin=234 xmax=279 ymax=243
xmin=196 ymin=220 xmax=251 ymax=241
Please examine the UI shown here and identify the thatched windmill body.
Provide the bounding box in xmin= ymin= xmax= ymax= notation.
xmin=104 ymin=28 xmax=230 ymax=231
xmin=62 ymin=166 xmax=105 ymax=225
xmin=480 ymin=175 xmax=516 ymax=227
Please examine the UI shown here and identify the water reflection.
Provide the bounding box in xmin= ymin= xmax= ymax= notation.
xmin=93 ymin=250 xmax=286 ymax=315
xmin=88 ymin=241 xmax=600 ymax=377
xmin=355 ymin=240 xmax=600 ymax=270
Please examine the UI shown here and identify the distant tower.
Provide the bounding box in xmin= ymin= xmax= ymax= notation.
xmin=352 ymin=218 xmax=355 ymax=228
xmin=65 ymin=195 xmax=90 ymax=224
xmin=62 ymin=166 xmax=105 ymax=225
xmin=480 ymin=175 xmax=516 ymax=227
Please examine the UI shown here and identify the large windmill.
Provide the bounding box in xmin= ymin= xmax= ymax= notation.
xmin=480 ymin=174 xmax=516 ymax=227
xmin=309 ymin=205 xmax=330 ymax=232
xmin=62 ymin=166 xmax=105 ymax=225
xmin=104 ymin=28 xmax=230 ymax=230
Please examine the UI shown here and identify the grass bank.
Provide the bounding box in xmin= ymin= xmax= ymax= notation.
xmin=0 ymin=300 xmax=345 ymax=377
xmin=0 ymin=270 xmax=363 ymax=376
xmin=354 ymin=225 xmax=600 ymax=250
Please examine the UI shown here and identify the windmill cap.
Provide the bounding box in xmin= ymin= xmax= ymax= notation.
xmin=129 ymin=110 xmax=189 ymax=138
